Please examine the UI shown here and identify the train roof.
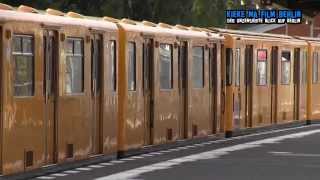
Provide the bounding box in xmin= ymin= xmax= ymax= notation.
xmin=110 ymin=18 xmax=224 ymax=40
xmin=0 ymin=3 xmax=223 ymax=41
xmin=295 ymin=36 xmax=320 ymax=46
xmin=210 ymin=28 xmax=295 ymax=39
xmin=0 ymin=4 xmax=118 ymax=31
xmin=210 ymin=27 xmax=309 ymax=45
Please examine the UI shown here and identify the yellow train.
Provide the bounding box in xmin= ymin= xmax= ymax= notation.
xmin=0 ymin=3 xmax=318 ymax=175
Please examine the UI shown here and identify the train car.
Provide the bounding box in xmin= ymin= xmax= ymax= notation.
xmin=297 ymin=37 xmax=320 ymax=123
xmin=210 ymin=28 xmax=308 ymax=136
xmin=0 ymin=4 xmax=118 ymax=175
xmin=1 ymin=2 xmax=320 ymax=177
xmin=115 ymin=19 xmax=224 ymax=155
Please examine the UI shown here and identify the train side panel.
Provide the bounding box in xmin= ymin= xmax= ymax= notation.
xmin=117 ymin=27 xmax=145 ymax=152
xmin=188 ymin=40 xmax=212 ymax=137
xmin=1 ymin=22 xmax=46 ymax=174
xmin=309 ymin=44 xmax=320 ymax=120
xmin=100 ymin=31 xmax=119 ymax=154
xmin=153 ymin=37 xmax=180 ymax=144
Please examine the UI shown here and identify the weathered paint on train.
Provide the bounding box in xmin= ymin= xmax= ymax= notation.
xmin=0 ymin=4 xmax=118 ymax=175
xmin=115 ymin=19 xmax=224 ymax=153
xmin=297 ymin=37 xmax=320 ymax=121
xmin=0 ymin=2 xmax=319 ymax=177
xmin=211 ymin=28 xmax=309 ymax=134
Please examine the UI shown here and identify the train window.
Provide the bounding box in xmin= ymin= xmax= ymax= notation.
xmin=160 ymin=43 xmax=173 ymax=89
xmin=128 ymin=42 xmax=136 ymax=91
xmin=209 ymin=46 xmax=216 ymax=88
xmin=226 ymin=48 xmax=233 ymax=86
xmin=178 ymin=42 xmax=188 ymax=89
xmin=67 ymin=40 xmax=73 ymax=54
xmin=281 ymin=51 xmax=291 ymax=85
xmin=192 ymin=46 xmax=204 ymax=88
xmin=313 ymin=51 xmax=319 ymax=84
xmin=256 ymin=49 xmax=267 ymax=86
xmin=91 ymin=38 xmax=101 ymax=93
xmin=110 ymin=40 xmax=117 ymax=91
xmin=44 ymin=35 xmax=55 ymax=97
xmin=65 ymin=38 xmax=84 ymax=94
xmin=302 ymin=50 xmax=308 ymax=84
xmin=271 ymin=46 xmax=278 ymax=85
xmin=12 ymin=35 xmax=34 ymax=96
xmin=235 ymin=48 xmax=240 ymax=87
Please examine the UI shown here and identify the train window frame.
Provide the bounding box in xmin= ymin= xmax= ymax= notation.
xmin=313 ymin=51 xmax=319 ymax=84
xmin=226 ymin=48 xmax=233 ymax=86
xmin=235 ymin=48 xmax=241 ymax=87
xmin=256 ymin=49 xmax=268 ymax=86
xmin=192 ymin=46 xmax=205 ymax=88
xmin=301 ymin=50 xmax=308 ymax=84
xmin=128 ymin=41 xmax=136 ymax=91
xmin=65 ymin=37 xmax=85 ymax=95
xmin=280 ymin=50 xmax=291 ymax=85
xmin=12 ymin=34 xmax=35 ymax=97
xmin=91 ymin=37 xmax=102 ymax=94
xmin=159 ymin=43 xmax=173 ymax=90
xmin=110 ymin=40 xmax=117 ymax=92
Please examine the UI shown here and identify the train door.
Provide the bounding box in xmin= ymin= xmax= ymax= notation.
xmin=244 ymin=45 xmax=253 ymax=127
xmin=294 ymin=48 xmax=307 ymax=120
xmin=143 ymin=38 xmax=154 ymax=145
xmin=91 ymin=34 xmax=102 ymax=154
xmin=300 ymin=50 xmax=307 ymax=120
xmin=44 ymin=30 xmax=58 ymax=163
xmin=178 ymin=41 xmax=188 ymax=138
xmin=233 ymin=48 xmax=241 ymax=129
xmin=294 ymin=48 xmax=300 ymax=120
xmin=209 ymin=44 xmax=218 ymax=134
xmin=271 ymin=46 xmax=278 ymax=124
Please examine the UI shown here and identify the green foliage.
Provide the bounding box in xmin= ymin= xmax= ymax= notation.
xmin=0 ymin=0 xmax=237 ymax=27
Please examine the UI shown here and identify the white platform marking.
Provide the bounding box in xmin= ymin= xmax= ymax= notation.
xmin=99 ymin=162 xmax=114 ymax=166
xmin=140 ymin=154 xmax=154 ymax=157
xmin=95 ymin=129 xmax=320 ymax=180
xmin=185 ymin=145 xmax=197 ymax=148
xmin=270 ymin=151 xmax=320 ymax=157
xmin=170 ymin=148 xmax=181 ymax=151
xmin=37 ymin=176 xmax=56 ymax=179
xmin=89 ymin=165 xmax=105 ymax=168
xmin=64 ymin=170 xmax=80 ymax=174
xmin=130 ymin=156 xmax=144 ymax=159
xmin=51 ymin=173 xmax=68 ymax=177
xmin=177 ymin=146 xmax=190 ymax=150
xmin=269 ymin=151 xmax=291 ymax=154
xmin=110 ymin=160 xmax=125 ymax=164
xmin=193 ymin=144 xmax=205 ymax=147
xmin=159 ymin=150 xmax=172 ymax=153
xmin=121 ymin=158 xmax=136 ymax=161
xmin=202 ymin=142 xmax=214 ymax=145
xmin=76 ymin=167 xmax=92 ymax=171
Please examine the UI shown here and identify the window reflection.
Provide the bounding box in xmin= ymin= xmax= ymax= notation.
xmin=65 ymin=38 xmax=84 ymax=94
xmin=281 ymin=51 xmax=291 ymax=85
xmin=160 ymin=43 xmax=173 ymax=89
xmin=257 ymin=49 xmax=267 ymax=85
xmin=128 ymin=42 xmax=136 ymax=91
xmin=13 ymin=35 xmax=34 ymax=96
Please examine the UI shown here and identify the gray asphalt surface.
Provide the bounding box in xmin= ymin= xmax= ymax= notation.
xmin=33 ymin=125 xmax=320 ymax=180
